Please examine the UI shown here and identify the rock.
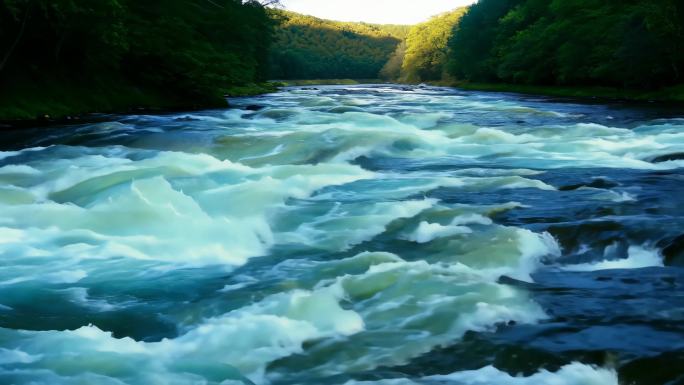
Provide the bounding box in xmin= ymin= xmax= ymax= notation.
xmin=174 ymin=116 xmax=199 ymax=122
xmin=648 ymin=152 xmax=684 ymax=163
xmin=497 ymin=275 xmax=537 ymax=289
xmin=558 ymin=177 xmax=619 ymax=191
xmin=662 ymin=234 xmax=684 ymax=266
xmin=245 ymin=104 xmax=265 ymax=111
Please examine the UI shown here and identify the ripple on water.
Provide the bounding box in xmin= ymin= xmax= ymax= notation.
xmin=0 ymin=85 xmax=682 ymax=385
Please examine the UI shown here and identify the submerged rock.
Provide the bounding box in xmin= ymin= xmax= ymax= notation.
xmin=245 ymin=104 xmax=265 ymax=111
xmin=174 ymin=116 xmax=200 ymax=122
xmin=661 ymin=234 xmax=684 ymax=266
xmin=558 ymin=177 xmax=619 ymax=191
xmin=497 ymin=275 xmax=537 ymax=289
xmin=648 ymin=152 xmax=684 ymax=163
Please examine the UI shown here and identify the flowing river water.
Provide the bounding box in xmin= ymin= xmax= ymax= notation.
xmin=1 ymin=85 xmax=684 ymax=385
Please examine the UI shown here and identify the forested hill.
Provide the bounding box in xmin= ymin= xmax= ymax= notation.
xmin=447 ymin=0 xmax=684 ymax=90
xmin=381 ymin=8 xmax=467 ymax=83
xmin=268 ymin=10 xmax=409 ymax=80
xmin=270 ymin=1 xmax=684 ymax=95
xmin=3 ymin=0 xmax=683 ymax=122
xmin=0 ymin=0 xmax=275 ymax=120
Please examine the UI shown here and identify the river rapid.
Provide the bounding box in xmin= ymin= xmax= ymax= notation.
xmin=1 ymin=85 xmax=683 ymax=385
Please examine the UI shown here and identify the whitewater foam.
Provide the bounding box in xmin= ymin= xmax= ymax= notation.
xmin=0 ymin=287 xmax=364 ymax=384
xmin=342 ymin=362 xmax=617 ymax=385
xmin=561 ymin=245 xmax=663 ymax=271
xmin=2 ymin=84 xmax=680 ymax=384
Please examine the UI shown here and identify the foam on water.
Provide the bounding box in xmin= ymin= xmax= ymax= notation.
xmin=0 ymin=288 xmax=363 ymax=384
xmin=343 ymin=362 xmax=618 ymax=385
xmin=265 ymin=251 xmax=548 ymax=379
xmin=560 ymin=245 xmax=663 ymax=271
xmin=406 ymin=213 xmax=493 ymax=243
xmin=276 ymin=199 xmax=436 ymax=251
xmin=1 ymin=85 xmax=682 ymax=384
xmin=0 ymin=148 xmax=373 ymax=268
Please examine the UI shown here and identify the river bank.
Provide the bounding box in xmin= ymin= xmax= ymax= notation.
xmin=5 ymin=79 xmax=684 ymax=128
xmin=0 ymin=82 xmax=281 ymax=129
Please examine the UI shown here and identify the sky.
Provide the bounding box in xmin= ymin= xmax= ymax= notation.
xmin=277 ymin=0 xmax=477 ymax=25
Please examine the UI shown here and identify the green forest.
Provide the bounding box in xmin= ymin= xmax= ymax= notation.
xmin=447 ymin=0 xmax=684 ymax=89
xmin=266 ymin=8 xmax=467 ymax=83
xmin=268 ymin=10 xmax=409 ymax=80
xmin=0 ymin=0 xmax=275 ymax=120
xmin=2 ymin=0 xmax=684 ymax=121
xmin=382 ymin=8 xmax=467 ymax=83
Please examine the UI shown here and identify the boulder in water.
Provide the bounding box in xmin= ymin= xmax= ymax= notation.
xmin=558 ymin=177 xmax=619 ymax=191
xmin=648 ymin=152 xmax=684 ymax=163
xmin=661 ymin=234 xmax=684 ymax=266
xmin=174 ymin=116 xmax=200 ymax=122
xmin=245 ymin=104 xmax=265 ymax=111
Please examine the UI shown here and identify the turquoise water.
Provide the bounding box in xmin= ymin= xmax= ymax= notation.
xmin=1 ymin=85 xmax=684 ymax=384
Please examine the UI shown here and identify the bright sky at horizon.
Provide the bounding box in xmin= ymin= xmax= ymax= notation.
xmin=277 ymin=0 xmax=477 ymax=25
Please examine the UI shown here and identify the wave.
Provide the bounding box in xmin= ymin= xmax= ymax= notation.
xmin=343 ymin=362 xmax=618 ymax=385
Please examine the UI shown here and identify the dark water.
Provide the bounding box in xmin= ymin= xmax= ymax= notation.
xmin=0 ymin=85 xmax=683 ymax=385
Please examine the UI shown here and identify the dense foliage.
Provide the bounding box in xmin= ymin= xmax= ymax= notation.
xmin=269 ymin=10 xmax=409 ymax=79
xmin=0 ymin=0 xmax=275 ymax=119
xmin=447 ymin=0 xmax=684 ymax=89
xmin=396 ymin=8 xmax=467 ymax=82
xmin=4 ymin=0 xmax=683 ymax=120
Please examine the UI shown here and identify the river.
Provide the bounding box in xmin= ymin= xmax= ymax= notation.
xmin=1 ymin=85 xmax=683 ymax=385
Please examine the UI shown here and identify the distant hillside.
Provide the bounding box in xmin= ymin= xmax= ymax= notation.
xmin=269 ymin=10 xmax=410 ymax=79
xmin=381 ymin=8 xmax=468 ymax=82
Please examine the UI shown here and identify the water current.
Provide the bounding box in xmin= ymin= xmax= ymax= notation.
xmin=1 ymin=85 xmax=683 ymax=385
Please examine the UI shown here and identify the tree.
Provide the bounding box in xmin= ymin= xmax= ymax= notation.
xmin=0 ymin=0 xmax=277 ymax=119
xmin=445 ymin=0 xmax=684 ymax=89
xmin=268 ymin=10 xmax=407 ymax=79
xmin=400 ymin=8 xmax=467 ymax=82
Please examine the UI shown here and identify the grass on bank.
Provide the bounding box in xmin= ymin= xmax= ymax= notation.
xmin=0 ymin=80 xmax=282 ymax=124
xmin=5 ymin=78 xmax=683 ymax=126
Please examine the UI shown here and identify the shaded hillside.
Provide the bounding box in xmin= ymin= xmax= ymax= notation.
xmin=447 ymin=0 xmax=684 ymax=89
xmin=269 ymin=10 xmax=409 ymax=79
xmin=0 ymin=0 xmax=275 ymax=120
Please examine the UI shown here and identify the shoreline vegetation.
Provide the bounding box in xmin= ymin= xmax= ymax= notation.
xmin=0 ymin=82 xmax=281 ymax=129
xmin=0 ymin=0 xmax=276 ymax=124
xmin=4 ymin=80 xmax=684 ymax=129
xmin=2 ymin=0 xmax=683 ymax=125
